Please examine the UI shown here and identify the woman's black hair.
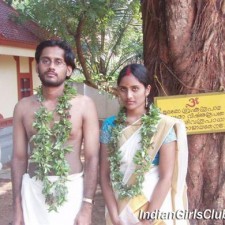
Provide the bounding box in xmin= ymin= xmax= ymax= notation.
xmin=35 ymin=39 xmax=76 ymax=72
xmin=117 ymin=64 xmax=152 ymax=108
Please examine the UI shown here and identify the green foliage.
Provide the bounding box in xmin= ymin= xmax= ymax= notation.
xmin=13 ymin=0 xmax=143 ymax=92
xmin=30 ymin=80 xmax=77 ymax=211
xmin=70 ymin=70 xmax=86 ymax=83
xmin=5 ymin=0 xmax=13 ymax=6
xmin=108 ymin=105 xmax=161 ymax=199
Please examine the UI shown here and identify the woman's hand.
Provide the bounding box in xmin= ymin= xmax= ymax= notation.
xmin=112 ymin=217 xmax=126 ymax=225
xmin=136 ymin=219 xmax=154 ymax=225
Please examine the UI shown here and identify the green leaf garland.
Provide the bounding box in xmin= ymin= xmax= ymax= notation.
xmin=30 ymin=80 xmax=77 ymax=211
xmin=108 ymin=104 xmax=160 ymax=199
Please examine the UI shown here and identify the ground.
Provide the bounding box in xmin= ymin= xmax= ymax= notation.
xmin=0 ymin=164 xmax=106 ymax=225
xmin=0 ymin=178 xmax=13 ymax=225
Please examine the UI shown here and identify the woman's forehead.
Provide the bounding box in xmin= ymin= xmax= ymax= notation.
xmin=118 ymin=74 xmax=142 ymax=86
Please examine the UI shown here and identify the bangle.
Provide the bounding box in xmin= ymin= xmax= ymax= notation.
xmin=83 ymin=197 xmax=95 ymax=205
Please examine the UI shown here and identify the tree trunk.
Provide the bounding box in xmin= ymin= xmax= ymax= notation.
xmin=142 ymin=1 xmax=225 ymax=224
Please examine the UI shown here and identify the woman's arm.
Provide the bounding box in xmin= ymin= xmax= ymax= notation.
xmin=139 ymin=141 xmax=176 ymax=225
xmin=148 ymin=141 xmax=176 ymax=211
xmin=100 ymin=143 xmax=125 ymax=225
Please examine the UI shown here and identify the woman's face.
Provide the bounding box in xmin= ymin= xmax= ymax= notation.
xmin=117 ymin=74 xmax=151 ymax=112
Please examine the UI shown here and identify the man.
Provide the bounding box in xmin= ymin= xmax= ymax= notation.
xmin=11 ymin=40 xmax=99 ymax=225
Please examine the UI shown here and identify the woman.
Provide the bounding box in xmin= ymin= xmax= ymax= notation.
xmin=100 ymin=64 xmax=189 ymax=225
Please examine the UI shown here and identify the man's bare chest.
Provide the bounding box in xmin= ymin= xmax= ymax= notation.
xmin=23 ymin=107 xmax=83 ymax=141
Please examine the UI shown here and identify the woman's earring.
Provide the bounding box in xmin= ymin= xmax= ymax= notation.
xmin=145 ymin=97 xmax=148 ymax=108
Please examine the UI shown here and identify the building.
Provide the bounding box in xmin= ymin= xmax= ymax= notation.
xmin=0 ymin=0 xmax=48 ymax=127
xmin=0 ymin=0 xmax=49 ymax=164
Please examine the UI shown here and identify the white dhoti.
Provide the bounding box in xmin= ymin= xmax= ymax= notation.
xmin=21 ymin=172 xmax=83 ymax=225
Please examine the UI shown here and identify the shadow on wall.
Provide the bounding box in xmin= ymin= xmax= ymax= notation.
xmin=0 ymin=145 xmax=2 ymax=170
xmin=74 ymin=83 xmax=120 ymax=120
xmin=0 ymin=126 xmax=13 ymax=166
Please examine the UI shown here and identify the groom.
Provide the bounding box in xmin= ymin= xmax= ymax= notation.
xmin=11 ymin=39 xmax=99 ymax=225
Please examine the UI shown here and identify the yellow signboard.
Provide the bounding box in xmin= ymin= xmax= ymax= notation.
xmin=154 ymin=92 xmax=225 ymax=135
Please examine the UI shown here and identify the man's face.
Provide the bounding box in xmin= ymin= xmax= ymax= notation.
xmin=36 ymin=46 xmax=72 ymax=87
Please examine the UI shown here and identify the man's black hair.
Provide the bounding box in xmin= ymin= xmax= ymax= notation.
xmin=35 ymin=40 xmax=76 ymax=70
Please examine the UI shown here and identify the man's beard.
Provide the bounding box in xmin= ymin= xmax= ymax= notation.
xmin=38 ymin=71 xmax=66 ymax=87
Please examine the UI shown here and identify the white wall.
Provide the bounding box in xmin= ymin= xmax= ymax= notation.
xmin=20 ymin=57 xmax=29 ymax=73
xmin=0 ymin=45 xmax=35 ymax=57
xmin=0 ymin=55 xmax=18 ymax=118
xmin=74 ymin=83 xmax=120 ymax=120
xmin=0 ymin=55 xmax=38 ymax=118
xmin=32 ymin=60 xmax=41 ymax=90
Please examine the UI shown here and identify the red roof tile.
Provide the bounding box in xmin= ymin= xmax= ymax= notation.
xmin=0 ymin=0 xmax=49 ymax=46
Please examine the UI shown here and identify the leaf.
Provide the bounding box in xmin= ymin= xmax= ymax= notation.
xmin=109 ymin=104 xmax=160 ymax=199
xmin=30 ymin=84 xmax=77 ymax=210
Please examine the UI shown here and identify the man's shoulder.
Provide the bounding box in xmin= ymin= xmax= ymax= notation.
xmin=13 ymin=95 xmax=37 ymax=119
xmin=72 ymin=94 xmax=93 ymax=104
xmin=15 ymin=95 xmax=36 ymax=108
xmin=71 ymin=95 xmax=97 ymax=114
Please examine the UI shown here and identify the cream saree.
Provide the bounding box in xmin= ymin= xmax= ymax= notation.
xmin=106 ymin=114 xmax=189 ymax=225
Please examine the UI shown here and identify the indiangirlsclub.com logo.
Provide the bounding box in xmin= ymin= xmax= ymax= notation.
xmin=139 ymin=209 xmax=225 ymax=220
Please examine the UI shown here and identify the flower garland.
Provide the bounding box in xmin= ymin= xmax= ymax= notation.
xmin=108 ymin=104 xmax=161 ymax=199
xmin=30 ymin=80 xmax=77 ymax=211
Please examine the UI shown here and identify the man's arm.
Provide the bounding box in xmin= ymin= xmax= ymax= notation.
xmin=75 ymin=96 xmax=99 ymax=225
xmin=82 ymin=97 xmax=99 ymax=200
xmin=11 ymin=101 xmax=28 ymax=225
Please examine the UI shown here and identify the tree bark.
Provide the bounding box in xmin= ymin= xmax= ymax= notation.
xmin=142 ymin=1 xmax=225 ymax=224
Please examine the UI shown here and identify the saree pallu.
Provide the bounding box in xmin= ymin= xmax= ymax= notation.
xmin=106 ymin=114 xmax=189 ymax=225
xmin=22 ymin=172 xmax=83 ymax=225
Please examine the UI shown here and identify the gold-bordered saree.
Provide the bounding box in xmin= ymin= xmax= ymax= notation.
xmin=106 ymin=114 xmax=189 ymax=225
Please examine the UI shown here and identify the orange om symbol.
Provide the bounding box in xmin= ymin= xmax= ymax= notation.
xmin=186 ymin=98 xmax=199 ymax=107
